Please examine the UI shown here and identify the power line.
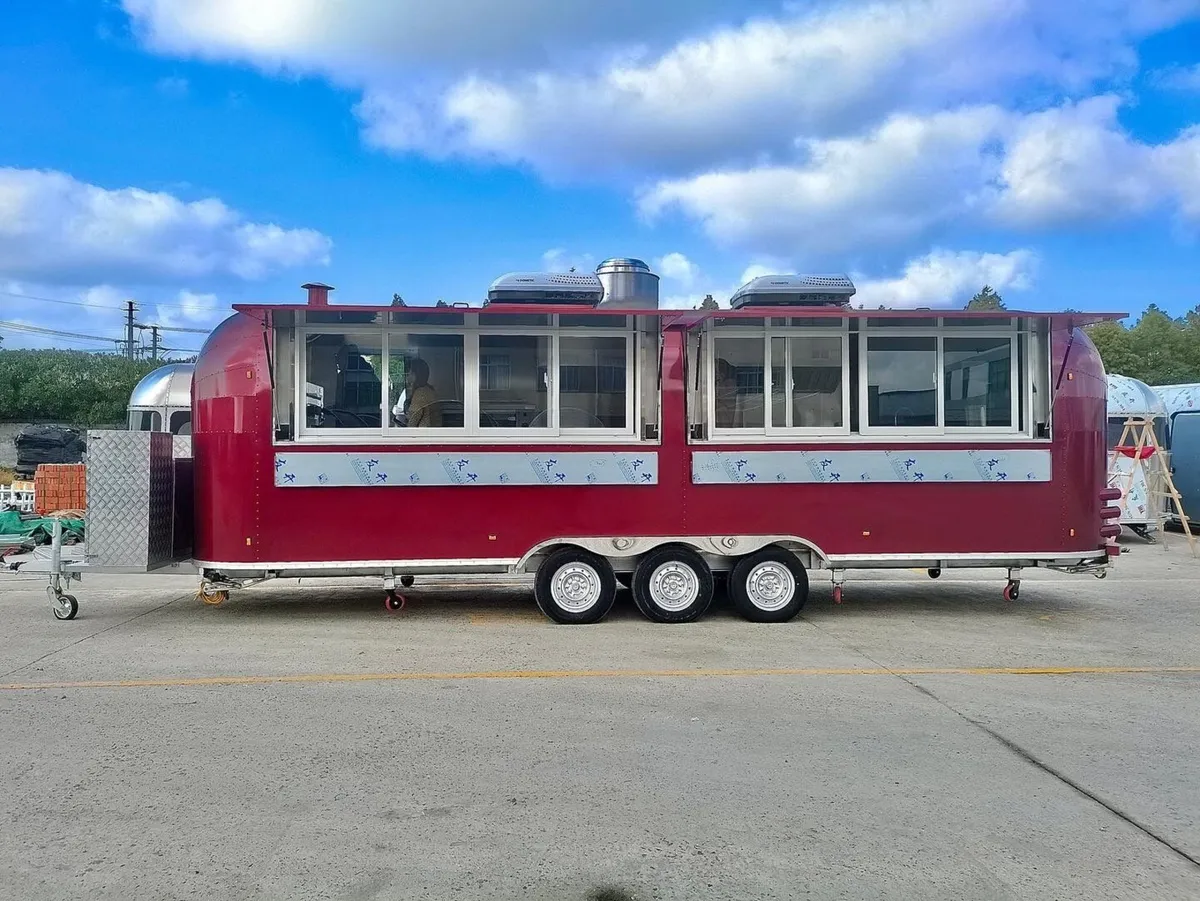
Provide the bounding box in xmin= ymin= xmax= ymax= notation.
xmin=0 ymin=288 xmax=217 ymax=311
xmin=135 ymin=321 xmax=212 ymax=334
xmin=0 ymin=319 xmax=122 ymax=345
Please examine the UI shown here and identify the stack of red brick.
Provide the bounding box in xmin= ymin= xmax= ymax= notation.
xmin=34 ymin=464 xmax=87 ymax=515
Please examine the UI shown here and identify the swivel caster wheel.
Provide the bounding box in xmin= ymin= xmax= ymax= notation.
xmin=201 ymin=589 xmax=228 ymax=606
xmin=385 ymin=590 xmax=406 ymax=612
xmin=832 ymin=585 xmax=844 ymax=605
xmin=52 ymin=593 xmax=78 ymax=620
xmin=1003 ymin=580 xmax=1020 ymax=602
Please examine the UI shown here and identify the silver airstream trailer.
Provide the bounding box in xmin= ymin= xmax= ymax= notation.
xmin=127 ymin=363 xmax=193 ymax=456
xmin=1106 ymin=373 xmax=1168 ymax=538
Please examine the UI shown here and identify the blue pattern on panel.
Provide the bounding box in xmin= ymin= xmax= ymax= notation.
xmin=276 ymin=451 xmax=658 ymax=487
xmin=691 ymin=449 xmax=1051 ymax=484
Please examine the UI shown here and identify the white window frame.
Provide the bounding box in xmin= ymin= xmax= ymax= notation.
xmin=858 ymin=321 xmax=1021 ymax=438
xmin=291 ymin=313 xmax=642 ymax=444
xmin=698 ymin=317 xmax=1038 ymax=443
xmin=706 ymin=321 xmax=852 ymax=439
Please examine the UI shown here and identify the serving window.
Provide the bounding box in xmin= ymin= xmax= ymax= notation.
xmin=702 ymin=319 xmax=851 ymax=437
xmin=280 ymin=311 xmax=649 ymax=443
xmin=696 ymin=316 xmax=1046 ymax=442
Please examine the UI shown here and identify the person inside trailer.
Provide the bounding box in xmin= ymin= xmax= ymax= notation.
xmin=715 ymin=358 xmax=738 ymax=428
xmin=393 ymin=357 xmax=441 ymax=428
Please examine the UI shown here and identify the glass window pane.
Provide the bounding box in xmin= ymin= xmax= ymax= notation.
xmin=304 ymin=332 xmax=384 ymax=428
xmin=770 ymin=336 xmax=787 ymax=428
xmin=866 ymin=336 xmax=936 ymax=427
xmin=944 ymin=337 xmax=1012 ymax=427
xmin=713 ymin=337 xmax=765 ymax=429
xmin=387 ymin=333 xmax=465 ymax=428
xmin=169 ymin=412 xmax=192 ymax=435
xmin=791 ymin=336 xmax=843 ymax=428
xmin=559 ymin=336 xmax=628 ymax=429
xmin=479 ymin=335 xmax=550 ymax=428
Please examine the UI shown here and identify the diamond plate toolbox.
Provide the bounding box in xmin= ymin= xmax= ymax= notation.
xmin=86 ymin=430 xmax=176 ymax=569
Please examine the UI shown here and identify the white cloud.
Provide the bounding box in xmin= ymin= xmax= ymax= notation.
xmin=655 ymin=252 xmax=700 ymax=287
xmin=155 ymin=290 xmax=220 ymax=331
xmin=0 ymin=167 xmax=331 ymax=285
xmin=124 ymin=0 xmax=1200 ymax=177
xmin=854 ymin=248 xmax=1038 ymax=308
xmin=991 ymin=96 xmax=1165 ymax=225
xmin=122 ymin=0 xmax=744 ymax=76
xmin=540 ymin=248 xmax=595 ymax=273
xmin=992 ymin=96 xmax=1200 ymax=226
xmin=641 ymin=96 xmax=1200 ymax=255
xmin=641 ymin=106 xmax=1009 ymax=254
xmin=658 ymin=261 xmax=783 ymax=309
xmin=1154 ymin=62 xmax=1200 ymax=91
xmin=1157 ymin=126 xmax=1200 ymax=219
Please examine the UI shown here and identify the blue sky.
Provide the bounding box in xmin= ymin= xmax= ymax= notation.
xmin=2 ymin=0 xmax=1200 ymax=353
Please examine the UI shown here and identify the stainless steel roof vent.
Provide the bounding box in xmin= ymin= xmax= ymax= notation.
xmin=595 ymin=258 xmax=659 ymax=310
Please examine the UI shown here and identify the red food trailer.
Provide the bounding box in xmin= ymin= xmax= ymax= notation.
xmin=38 ymin=263 xmax=1124 ymax=623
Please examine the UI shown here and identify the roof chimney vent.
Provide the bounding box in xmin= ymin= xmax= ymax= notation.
xmin=302 ymin=282 xmax=333 ymax=307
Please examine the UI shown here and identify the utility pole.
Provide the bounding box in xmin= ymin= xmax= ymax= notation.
xmin=150 ymin=326 xmax=160 ymax=362
xmin=124 ymin=301 xmax=137 ymax=359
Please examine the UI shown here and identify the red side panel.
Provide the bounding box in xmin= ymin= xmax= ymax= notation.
xmin=191 ymin=317 xmax=1108 ymax=566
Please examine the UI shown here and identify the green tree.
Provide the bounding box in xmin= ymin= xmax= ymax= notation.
xmin=1085 ymin=304 xmax=1200 ymax=385
xmin=0 ymin=350 xmax=159 ymax=425
xmin=697 ymin=294 xmax=719 ymax=310
xmin=966 ymin=285 xmax=1006 ymax=310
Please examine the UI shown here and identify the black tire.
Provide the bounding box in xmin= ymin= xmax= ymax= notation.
xmin=729 ymin=548 xmax=808 ymax=623
xmin=53 ymin=594 xmax=79 ymax=621
xmin=631 ymin=544 xmax=714 ymax=624
xmin=534 ymin=547 xmax=617 ymax=625
xmin=616 ymin=572 xmax=633 ymax=589
xmin=928 ymin=568 xmax=941 ymax=579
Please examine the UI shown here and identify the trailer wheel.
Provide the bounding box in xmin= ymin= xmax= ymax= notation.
xmin=729 ymin=548 xmax=809 ymax=623
xmin=534 ymin=548 xmax=617 ymax=625
xmin=631 ymin=545 xmax=714 ymax=624
xmin=52 ymin=593 xmax=79 ymax=621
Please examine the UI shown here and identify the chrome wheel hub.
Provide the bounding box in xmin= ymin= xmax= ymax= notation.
xmin=551 ymin=563 xmax=602 ymax=612
xmin=745 ymin=562 xmax=795 ymax=611
xmin=649 ymin=562 xmax=700 ymax=611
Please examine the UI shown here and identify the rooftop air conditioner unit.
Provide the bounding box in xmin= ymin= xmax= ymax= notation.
xmin=487 ymin=272 xmax=605 ymax=306
xmin=729 ymin=274 xmax=856 ymax=309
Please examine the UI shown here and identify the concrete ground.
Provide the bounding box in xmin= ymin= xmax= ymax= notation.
xmin=1 ymin=537 xmax=1199 ymax=900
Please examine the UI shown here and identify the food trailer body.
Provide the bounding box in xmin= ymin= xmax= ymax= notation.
xmin=40 ymin=266 xmax=1122 ymax=622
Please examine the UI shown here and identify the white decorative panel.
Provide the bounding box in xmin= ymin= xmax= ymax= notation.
xmin=692 ymin=449 xmax=1052 ymax=484
xmin=275 ymin=451 xmax=658 ymax=487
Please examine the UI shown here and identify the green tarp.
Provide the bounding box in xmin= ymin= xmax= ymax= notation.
xmin=0 ymin=510 xmax=84 ymax=544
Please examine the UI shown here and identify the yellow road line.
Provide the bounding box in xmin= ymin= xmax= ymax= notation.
xmin=1 ymin=665 xmax=1198 ymax=692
